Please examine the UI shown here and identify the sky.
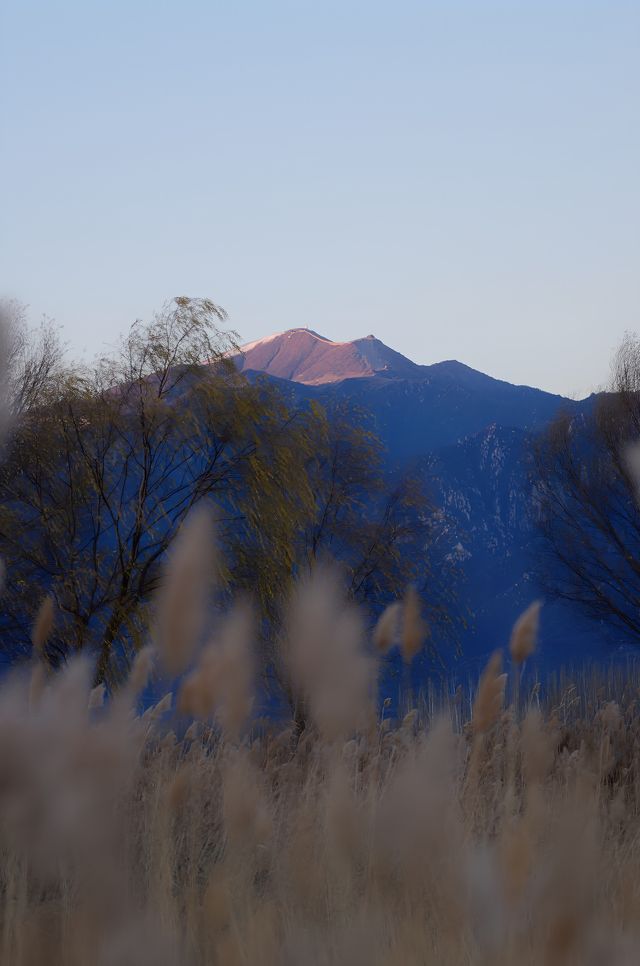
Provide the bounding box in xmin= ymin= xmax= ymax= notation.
xmin=2 ymin=1 xmax=639 ymax=398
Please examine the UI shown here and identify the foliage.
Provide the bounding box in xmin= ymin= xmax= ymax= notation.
xmin=533 ymin=334 xmax=640 ymax=642
xmin=0 ymin=297 xmax=65 ymax=425
xmin=0 ymin=298 xmax=449 ymax=690
xmin=230 ymin=396 xmax=456 ymax=712
xmin=0 ymin=298 xmax=298 ymax=683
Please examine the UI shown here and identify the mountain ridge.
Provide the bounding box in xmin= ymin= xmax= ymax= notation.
xmin=233 ymin=327 xmax=428 ymax=385
xmin=233 ymin=326 xmax=613 ymax=672
xmin=232 ymin=328 xmax=583 ymax=404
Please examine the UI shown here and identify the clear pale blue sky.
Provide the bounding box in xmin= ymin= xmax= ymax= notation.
xmin=2 ymin=1 xmax=639 ymax=397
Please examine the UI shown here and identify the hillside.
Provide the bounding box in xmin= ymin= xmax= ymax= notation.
xmin=235 ymin=330 xmax=588 ymax=459
xmin=235 ymin=329 xmax=611 ymax=672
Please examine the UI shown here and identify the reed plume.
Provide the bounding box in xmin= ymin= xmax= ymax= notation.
xmin=509 ymin=600 xmax=541 ymax=665
xmin=0 ymin=548 xmax=635 ymax=964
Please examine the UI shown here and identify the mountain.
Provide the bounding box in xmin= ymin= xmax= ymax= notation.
xmin=235 ymin=328 xmax=616 ymax=676
xmin=236 ymin=329 xmax=588 ymax=463
xmin=424 ymin=423 xmax=618 ymax=673
xmin=307 ymin=365 xmax=586 ymax=464
xmin=232 ymin=328 xmax=423 ymax=384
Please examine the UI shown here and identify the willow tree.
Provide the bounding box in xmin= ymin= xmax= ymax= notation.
xmin=0 ymin=297 xmax=456 ymax=692
xmin=0 ymin=298 xmax=315 ymax=684
xmin=229 ymin=394 xmax=456 ymax=718
xmin=297 ymin=402 xmax=437 ymax=605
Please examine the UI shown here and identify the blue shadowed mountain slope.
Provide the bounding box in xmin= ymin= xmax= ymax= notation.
xmin=237 ymin=329 xmax=594 ymax=463
xmin=238 ymin=329 xmax=614 ymax=676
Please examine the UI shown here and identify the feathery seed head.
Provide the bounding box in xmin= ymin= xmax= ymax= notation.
xmin=473 ymin=651 xmax=507 ymax=735
xmin=127 ymin=644 xmax=154 ymax=696
xmin=373 ymin=601 xmax=401 ymax=653
xmin=154 ymin=503 xmax=215 ymax=677
xmin=401 ymin=584 xmax=427 ymax=663
xmin=509 ymin=601 xmax=541 ymax=665
xmin=287 ymin=565 xmax=377 ymax=741
xmin=32 ymin=594 xmax=55 ymax=653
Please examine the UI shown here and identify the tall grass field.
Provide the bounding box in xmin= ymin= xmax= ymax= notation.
xmin=0 ymin=508 xmax=638 ymax=965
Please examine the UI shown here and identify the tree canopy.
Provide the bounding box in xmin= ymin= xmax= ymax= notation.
xmin=533 ymin=334 xmax=640 ymax=643
xmin=0 ymin=298 xmax=453 ymax=688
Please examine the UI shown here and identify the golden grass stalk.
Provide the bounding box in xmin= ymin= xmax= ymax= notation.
xmin=509 ymin=600 xmax=541 ymax=666
xmin=373 ymin=601 xmax=401 ymax=653
xmin=0 ymin=548 xmax=638 ymax=965
xmin=153 ymin=503 xmax=214 ymax=677
xmin=401 ymin=584 xmax=426 ymax=663
xmin=31 ymin=594 xmax=54 ymax=653
xmin=472 ymin=650 xmax=507 ymax=735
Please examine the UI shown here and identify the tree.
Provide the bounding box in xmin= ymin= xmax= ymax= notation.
xmin=230 ymin=398 xmax=458 ymax=718
xmin=0 ymin=298 xmax=315 ymax=683
xmin=533 ymin=333 xmax=640 ymax=642
xmin=232 ymin=396 xmax=449 ymax=617
xmin=0 ymin=297 xmax=458 ymax=696
xmin=296 ymin=402 xmax=437 ymax=605
xmin=0 ymin=298 xmax=65 ymax=425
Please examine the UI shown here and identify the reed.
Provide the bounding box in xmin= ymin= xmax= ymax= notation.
xmin=0 ymin=513 xmax=639 ymax=964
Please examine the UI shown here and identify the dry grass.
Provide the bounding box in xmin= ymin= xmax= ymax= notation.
xmin=1 ymin=519 xmax=640 ymax=964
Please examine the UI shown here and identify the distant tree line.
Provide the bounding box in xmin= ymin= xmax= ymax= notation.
xmin=0 ymin=297 xmax=452 ymax=689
